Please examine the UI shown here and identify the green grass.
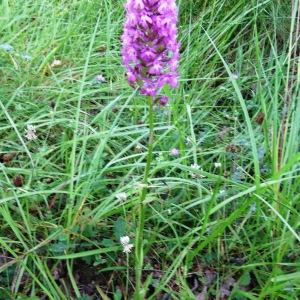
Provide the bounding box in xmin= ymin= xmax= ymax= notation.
xmin=0 ymin=0 xmax=300 ymax=299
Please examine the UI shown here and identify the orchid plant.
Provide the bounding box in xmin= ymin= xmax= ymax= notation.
xmin=122 ymin=0 xmax=180 ymax=297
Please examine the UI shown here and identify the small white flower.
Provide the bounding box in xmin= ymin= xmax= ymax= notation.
xmin=123 ymin=243 xmax=134 ymax=253
xmin=51 ymin=59 xmax=62 ymax=67
xmin=25 ymin=124 xmax=37 ymax=141
xmin=214 ymin=162 xmax=222 ymax=168
xmin=120 ymin=236 xmax=130 ymax=246
xmin=120 ymin=236 xmax=134 ymax=254
xmin=116 ymin=192 xmax=127 ymax=202
xmin=135 ymin=144 xmax=143 ymax=153
xmin=96 ymin=74 xmax=105 ymax=82
xmin=170 ymin=148 xmax=179 ymax=157
xmin=191 ymin=163 xmax=200 ymax=170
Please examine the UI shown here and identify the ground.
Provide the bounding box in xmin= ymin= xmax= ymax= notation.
xmin=0 ymin=0 xmax=299 ymax=299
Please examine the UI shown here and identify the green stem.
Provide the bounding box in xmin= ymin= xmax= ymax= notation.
xmin=135 ymin=96 xmax=154 ymax=299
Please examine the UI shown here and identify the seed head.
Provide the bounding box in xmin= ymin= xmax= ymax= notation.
xmin=25 ymin=124 xmax=37 ymax=141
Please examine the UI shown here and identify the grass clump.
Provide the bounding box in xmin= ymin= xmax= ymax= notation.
xmin=0 ymin=0 xmax=299 ymax=299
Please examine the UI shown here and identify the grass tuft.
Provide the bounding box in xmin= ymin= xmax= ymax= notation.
xmin=0 ymin=0 xmax=299 ymax=299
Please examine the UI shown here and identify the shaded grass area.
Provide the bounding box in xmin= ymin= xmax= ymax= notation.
xmin=0 ymin=0 xmax=300 ymax=299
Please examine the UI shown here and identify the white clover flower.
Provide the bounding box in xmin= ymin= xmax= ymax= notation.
xmin=25 ymin=124 xmax=37 ymax=141
xmin=116 ymin=192 xmax=127 ymax=202
xmin=191 ymin=163 xmax=200 ymax=170
xmin=214 ymin=162 xmax=222 ymax=168
xmin=96 ymin=74 xmax=105 ymax=82
xmin=123 ymin=243 xmax=134 ymax=254
xmin=51 ymin=59 xmax=62 ymax=67
xmin=120 ymin=236 xmax=134 ymax=254
xmin=135 ymin=144 xmax=143 ymax=153
xmin=170 ymin=148 xmax=179 ymax=157
xmin=120 ymin=236 xmax=130 ymax=245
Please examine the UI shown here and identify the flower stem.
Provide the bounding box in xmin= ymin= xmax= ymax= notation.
xmin=135 ymin=96 xmax=154 ymax=299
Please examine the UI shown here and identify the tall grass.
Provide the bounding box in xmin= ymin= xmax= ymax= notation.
xmin=0 ymin=0 xmax=299 ymax=299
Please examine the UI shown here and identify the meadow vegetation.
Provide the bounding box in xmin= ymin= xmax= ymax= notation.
xmin=0 ymin=0 xmax=299 ymax=299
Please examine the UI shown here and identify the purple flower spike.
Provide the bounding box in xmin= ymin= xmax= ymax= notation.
xmin=122 ymin=0 xmax=180 ymax=97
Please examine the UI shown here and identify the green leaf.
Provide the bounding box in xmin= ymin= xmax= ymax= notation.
xmin=49 ymin=242 xmax=68 ymax=255
xmin=58 ymin=233 xmax=68 ymax=242
xmin=83 ymin=224 xmax=95 ymax=238
xmin=113 ymin=288 xmax=122 ymax=300
xmin=50 ymin=246 xmax=119 ymax=259
xmin=78 ymin=296 xmax=90 ymax=300
xmin=271 ymin=272 xmax=300 ymax=283
xmin=114 ymin=217 xmax=126 ymax=240
xmin=17 ymin=296 xmax=39 ymax=300
xmin=240 ymin=271 xmax=251 ymax=286
xmin=101 ymin=238 xmax=115 ymax=247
